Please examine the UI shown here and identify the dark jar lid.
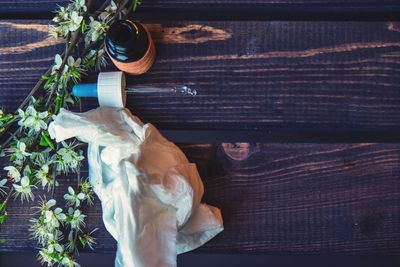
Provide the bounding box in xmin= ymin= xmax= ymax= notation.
xmin=105 ymin=20 xmax=149 ymax=63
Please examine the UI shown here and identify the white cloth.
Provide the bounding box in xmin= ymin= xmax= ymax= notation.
xmin=49 ymin=107 xmax=223 ymax=267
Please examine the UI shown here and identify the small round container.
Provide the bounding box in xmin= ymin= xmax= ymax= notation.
xmin=105 ymin=19 xmax=156 ymax=75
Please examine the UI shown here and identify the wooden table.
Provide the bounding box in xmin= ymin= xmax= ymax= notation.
xmin=0 ymin=1 xmax=400 ymax=266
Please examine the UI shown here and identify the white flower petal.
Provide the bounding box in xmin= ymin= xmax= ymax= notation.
xmin=55 ymin=54 xmax=62 ymax=67
xmin=47 ymin=199 xmax=56 ymax=207
xmin=23 ymin=117 xmax=35 ymax=127
xmin=54 ymin=207 xmax=62 ymax=214
xmin=54 ymin=243 xmax=63 ymax=252
xmin=57 ymin=213 xmax=67 ymax=221
xmin=18 ymin=142 xmax=26 ymax=152
xmin=39 ymin=111 xmax=48 ymax=119
xmin=42 ymin=165 xmax=49 ymax=173
xmin=68 ymin=186 xmax=75 ymax=195
xmin=17 ymin=109 xmax=25 ymax=117
xmin=20 ymin=176 xmax=29 ymax=187
xmin=67 ymin=56 xmax=74 ymax=66
xmin=39 ymin=120 xmax=47 ymax=130
xmin=13 ymin=184 xmax=21 ymax=191
xmin=0 ymin=179 xmax=7 ymax=187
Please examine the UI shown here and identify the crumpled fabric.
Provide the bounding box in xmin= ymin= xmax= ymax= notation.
xmin=48 ymin=107 xmax=223 ymax=267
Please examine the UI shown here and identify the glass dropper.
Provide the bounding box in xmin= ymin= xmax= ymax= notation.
xmin=71 ymin=72 xmax=197 ymax=108
xmin=124 ymin=85 xmax=197 ymax=96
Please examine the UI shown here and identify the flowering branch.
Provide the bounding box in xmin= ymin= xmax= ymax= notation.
xmin=0 ymin=0 xmax=142 ymax=266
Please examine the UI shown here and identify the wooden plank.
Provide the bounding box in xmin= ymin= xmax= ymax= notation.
xmin=2 ymin=252 xmax=400 ymax=267
xmin=1 ymin=143 xmax=400 ymax=253
xmin=0 ymin=20 xmax=400 ymax=134
xmin=0 ymin=0 xmax=399 ymax=16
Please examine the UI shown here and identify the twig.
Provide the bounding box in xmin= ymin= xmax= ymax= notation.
xmin=0 ymin=127 xmax=21 ymax=151
xmin=2 ymin=187 xmax=14 ymax=206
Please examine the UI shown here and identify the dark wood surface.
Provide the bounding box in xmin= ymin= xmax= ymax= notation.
xmin=1 ymin=20 xmax=400 ymax=133
xmin=1 ymin=0 xmax=399 ymax=13
xmin=1 ymin=1 xmax=400 ymax=21
xmin=0 ymin=0 xmax=400 ymax=259
xmin=2 ymin=143 xmax=400 ymax=254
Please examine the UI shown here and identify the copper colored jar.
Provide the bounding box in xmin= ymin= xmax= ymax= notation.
xmin=105 ymin=20 xmax=156 ymax=75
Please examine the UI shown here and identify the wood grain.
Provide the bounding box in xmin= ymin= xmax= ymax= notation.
xmin=0 ymin=0 xmax=398 ymax=16
xmin=1 ymin=143 xmax=400 ymax=253
xmin=0 ymin=20 xmax=400 ymax=133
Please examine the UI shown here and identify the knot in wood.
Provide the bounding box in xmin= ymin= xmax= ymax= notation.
xmin=222 ymin=143 xmax=251 ymax=161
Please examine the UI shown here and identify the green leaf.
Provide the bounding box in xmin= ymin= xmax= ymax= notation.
xmin=0 ymin=213 xmax=7 ymax=224
xmin=0 ymin=114 xmax=13 ymax=123
xmin=84 ymin=59 xmax=95 ymax=68
xmin=44 ymin=78 xmax=53 ymax=89
xmin=55 ymin=95 xmax=62 ymax=114
xmin=81 ymin=20 xmax=87 ymax=33
xmin=23 ymin=165 xmax=31 ymax=177
xmin=39 ymin=135 xmax=48 ymax=147
xmin=132 ymin=0 xmax=142 ymax=11
xmin=0 ymin=202 xmax=5 ymax=211
xmin=0 ymin=239 xmax=6 ymax=244
xmin=43 ymin=75 xmax=56 ymax=89
xmin=40 ymin=131 xmax=55 ymax=150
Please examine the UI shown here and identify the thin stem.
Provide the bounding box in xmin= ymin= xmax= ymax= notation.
xmin=45 ymin=31 xmax=81 ymax=110
xmin=0 ymin=0 xmax=113 ymax=142
xmin=71 ymin=166 xmax=81 ymax=254
xmin=3 ymin=187 xmax=14 ymax=206
xmin=0 ymin=127 xmax=21 ymax=151
xmin=0 ymin=0 xmax=134 ymax=230
xmin=114 ymin=0 xmax=132 ymax=19
xmin=51 ymin=143 xmax=60 ymax=199
xmin=92 ymin=0 xmax=111 ymax=16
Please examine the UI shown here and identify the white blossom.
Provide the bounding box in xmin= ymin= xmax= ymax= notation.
xmin=61 ymin=255 xmax=81 ymax=267
xmin=52 ymin=54 xmax=63 ymax=73
xmin=64 ymin=186 xmax=85 ymax=207
xmin=74 ymin=0 xmax=87 ymax=12
xmin=29 ymin=217 xmax=48 ymax=245
xmin=35 ymin=164 xmax=56 ymax=191
xmin=56 ymin=141 xmax=84 ymax=173
xmin=67 ymin=56 xmax=81 ymax=68
xmin=33 ymin=151 xmax=58 ymax=191
xmin=44 ymin=207 xmax=66 ymax=229
xmin=6 ymin=141 xmax=31 ymax=165
xmin=99 ymin=0 xmax=117 ymax=21
xmin=4 ymin=166 xmax=21 ymax=182
xmin=37 ymin=199 xmax=57 ymax=214
xmin=84 ymin=17 xmax=109 ymax=46
xmin=38 ymin=248 xmax=55 ymax=266
xmin=78 ymin=180 xmax=94 ymax=205
xmin=68 ymin=11 xmax=83 ymax=32
xmin=84 ymin=49 xmax=108 ymax=69
xmin=16 ymin=141 xmax=30 ymax=158
xmin=67 ymin=207 xmax=86 ymax=230
xmin=78 ymin=229 xmax=97 ymax=250
xmin=46 ymin=231 xmax=64 ymax=253
xmin=13 ymin=176 xmax=35 ymax=202
xmin=18 ymin=105 xmax=48 ymax=133
xmin=50 ymin=0 xmax=86 ymax=39
xmin=89 ymin=19 xmax=102 ymax=41
xmin=53 ymin=6 xmax=69 ymax=23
